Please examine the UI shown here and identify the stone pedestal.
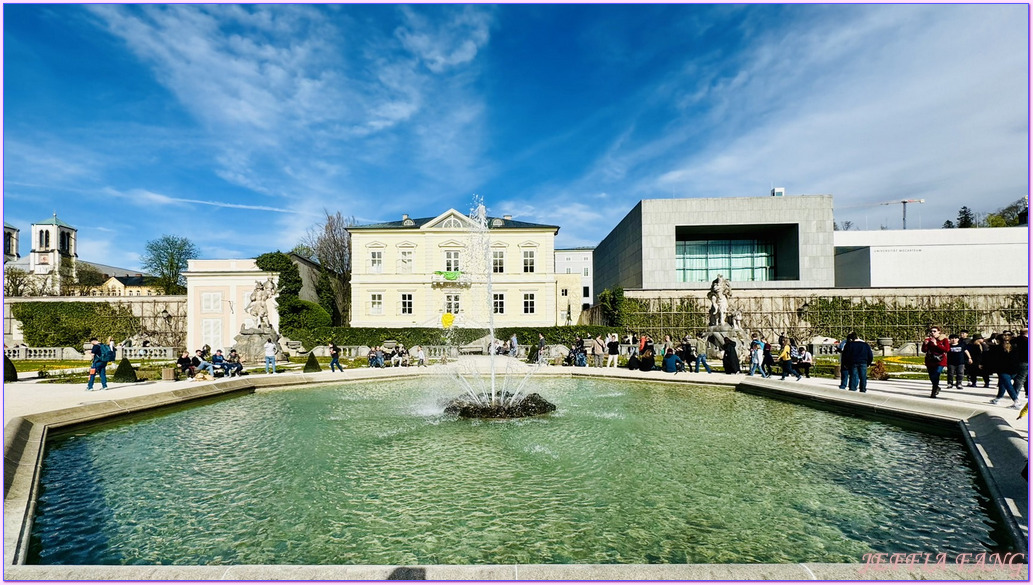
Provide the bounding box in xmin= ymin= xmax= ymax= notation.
xmin=233 ymin=324 xmax=282 ymax=365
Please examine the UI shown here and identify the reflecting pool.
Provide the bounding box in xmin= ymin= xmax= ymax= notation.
xmin=29 ymin=378 xmax=1003 ymax=565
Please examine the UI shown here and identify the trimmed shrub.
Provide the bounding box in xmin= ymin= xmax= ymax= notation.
xmin=870 ymin=360 xmax=891 ymax=381
xmin=112 ymin=357 xmax=138 ymax=383
xmin=10 ymin=302 xmax=139 ymax=348
xmin=303 ymin=352 xmax=322 ymax=373
xmin=4 ymin=355 xmax=17 ymax=382
xmin=278 ymin=298 xmax=332 ymax=339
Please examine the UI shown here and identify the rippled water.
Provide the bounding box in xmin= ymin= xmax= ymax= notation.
xmin=29 ymin=378 xmax=1002 ymax=565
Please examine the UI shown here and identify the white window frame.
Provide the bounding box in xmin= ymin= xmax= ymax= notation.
xmin=370 ymin=293 xmax=384 ymax=315
xmin=201 ymin=318 xmax=222 ymax=351
xmin=445 ymin=250 xmax=461 ymax=272
xmin=522 ymin=250 xmax=535 ymax=273
xmin=370 ymin=250 xmax=383 ymax=274
xmin=201 ymin=292 xmax=222 ymax=314
xmin=400 ymin=293 xmax=413 ymax=315
xmin=493 ymin=293 xmax=505 ymax=314
xmin=523 ymin=293 xmax=535 ymax=314
xmin=398 ymin=250 xmax=414 ymax=274
xmin=583 ymin=267 xmax=590 ymax=276
xmin=446 ymin=294 xmax=461 ymax=314
xmin=442 ymin=216 xmax=463 ymax=229
xmin=492 ymin=250 xmax=505 ymax=273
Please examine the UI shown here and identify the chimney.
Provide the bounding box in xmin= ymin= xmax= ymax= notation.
xmin=503 ymin=215 xmax=512 ymax=220
xmin=402 ymin=214 xmax=409 ymax=221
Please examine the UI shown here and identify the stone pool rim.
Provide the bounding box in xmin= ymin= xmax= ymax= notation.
xmin=4 ymin=370 xmax=1028 ymax=581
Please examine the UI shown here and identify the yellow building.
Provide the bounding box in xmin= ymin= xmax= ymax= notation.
xmin=348 ymin=209 xmax=582 ymax=328
xmin=96 ymin=275 xmax=163 ymax=297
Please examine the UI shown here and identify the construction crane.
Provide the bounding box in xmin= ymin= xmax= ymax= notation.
xmin=880 ymin=199 xmax=925 ymax=230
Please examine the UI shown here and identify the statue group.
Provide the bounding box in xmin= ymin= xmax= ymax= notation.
xmin=234 ymin=276 xmax=282 ymax=364
xmin=705 ymin=274 xmax=748 ymax=364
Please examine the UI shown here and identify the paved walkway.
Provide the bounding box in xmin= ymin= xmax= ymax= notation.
xmin=4 ymin=363 xmax=1029 ymax=434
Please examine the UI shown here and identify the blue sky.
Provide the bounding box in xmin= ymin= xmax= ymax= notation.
xmin=2 ymin=3 xmax=1028 ymax=271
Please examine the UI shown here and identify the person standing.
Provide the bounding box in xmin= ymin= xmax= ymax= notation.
xmin=777 ymin=337 xmax=801 ymax=381
xmin=967 ymin=334 xmax=985 ymax=387
xmin=264 ymin=338 xmax=277 ymax=374
xmin=509 ymin=333 xmax=519 ymax=358
xmin=945 ymin=334 xmax=970 ymax=389
xmin=85 ymin=337 xmax=110 ymax=391
xmin=747 ymin=340 xmax=768 ymax=377
xmin=328 ymin=343 xmax=342 ymax=373
xmin=414 ymin=345 xmax=427 ymax=367
xmin=922 ymin=326 xmax=950 ymax=398
xmin=1012 ymin=327 xmax=1029 ymax=398
xmin=606 ymin=333 xmax=620 ymax=368
xmin=761 ymin=337 xmax=775 ymax=377
xmin=722 ymin=338 xmax=741 ymax=374
xmin=537 ymin=332 xmax=547 ymax=364
xmin=989 ymin=331 xmax=1023 ymax=408
xmin=592 ymin=334 xmax=606 ymax=368
xmin=689 ymin=342 xmax=712 ymax=374
xmin=841 ymin=332 xmax=874 ymax=392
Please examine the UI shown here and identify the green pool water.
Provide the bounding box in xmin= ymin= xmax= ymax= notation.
xmin=29 ymin=377 xmax=1003 ymax=565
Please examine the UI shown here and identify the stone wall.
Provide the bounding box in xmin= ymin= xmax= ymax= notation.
xmin=584 ymin=287 xmax=1029 ymax=342
xmin=3 ymin=296 xmax=187 ymax=348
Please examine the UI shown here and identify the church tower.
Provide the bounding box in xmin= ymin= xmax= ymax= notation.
xmin=3 ymin=222 xmax=19 ymax=263
xmin=29 ymin=214 xmax=77 ymax=287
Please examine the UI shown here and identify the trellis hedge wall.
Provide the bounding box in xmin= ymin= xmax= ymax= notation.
xmin=586 ymin=288 xmax=1028 ymax=343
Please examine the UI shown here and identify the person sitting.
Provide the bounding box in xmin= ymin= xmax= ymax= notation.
xmin=368 ymin=346 xmax=378 ymax=368
xmin=662 ymin=348 xmax=685 ymax=373
xmin=211 ymin=349 xmax=230 ymax=377
xmin=374 ymin=346 xmax=386 ymax=368
xmin=191 ymin=349 xmax=216 ymax=377
xmin=226 ymin=349 xmax=244 ymax=376
xmin=176 ymin=351 xmax=195 ymax=378
xmin=392 ymin=344 xmax=409 ymax=367
xmin=639 ymin=347 xmax=656 ymax=372
xmin=627 ymin=353 xmax=641 ymax=370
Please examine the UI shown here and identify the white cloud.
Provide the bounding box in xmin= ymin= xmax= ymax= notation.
xmin=577 ymin=5 xmax=1027 ymax=231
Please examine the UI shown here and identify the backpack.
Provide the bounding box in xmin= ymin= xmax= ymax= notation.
xmin=99 ymin=344 xmax=115 ymax=363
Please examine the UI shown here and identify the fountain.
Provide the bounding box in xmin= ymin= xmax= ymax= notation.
xmin=442 ymin=199 xmax=556 ymax=419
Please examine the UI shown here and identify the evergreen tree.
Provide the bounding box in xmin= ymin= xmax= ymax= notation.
xmin=942 ymin=220 xmax=956 ymax=229
xmin=956 ymin=206 xmax=975 ymax=228
xmin=303 ymin=352 xmax=322 ymax=373
xmin=4 ymin=354 xmax=18 ymax=382
xmin=112 ymin=356 xmax=138 ymax=383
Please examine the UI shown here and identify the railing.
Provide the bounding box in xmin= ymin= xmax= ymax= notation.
xmin=4 ymin=346 xmax=178 ymax=361
xmin=116 ymin=347 xmax=178 ymax=361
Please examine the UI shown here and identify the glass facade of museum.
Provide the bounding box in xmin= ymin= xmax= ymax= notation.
xmin=675 ymin=239 xmax=775 ymax=283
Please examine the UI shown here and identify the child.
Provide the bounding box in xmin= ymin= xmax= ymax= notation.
xmin=946 ymin=334 xmax=970 ymax=389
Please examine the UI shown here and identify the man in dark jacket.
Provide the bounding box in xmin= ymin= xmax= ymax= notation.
xmin=841 ymin=332 xmax=874 ymax=392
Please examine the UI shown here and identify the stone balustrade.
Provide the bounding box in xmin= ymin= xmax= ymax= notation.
xmin=4 ymin=346 xmax=178 ymax=361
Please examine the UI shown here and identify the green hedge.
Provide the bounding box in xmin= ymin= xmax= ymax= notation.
xmin=10 ymin=302 xmax=139 ymax=348
xmin=289 ymin=325 xmax=614 ymax=350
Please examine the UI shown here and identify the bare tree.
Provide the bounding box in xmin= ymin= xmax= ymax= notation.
xmin=301 ymin=211 xmax=355 ymax=325
xmin=141 ymin=235 xmax=200 ymax=295
xmin=3 ymin=267 xmax=33 ymax=296
xmin=59 ymin=258 xmax=106 ymax=296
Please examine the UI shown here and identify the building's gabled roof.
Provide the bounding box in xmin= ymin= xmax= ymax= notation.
xmin=33 ymin=214 xmax=76 ymax=230
xmin=4 ymin=222 xmax=18 ymax=230
xmin=106 ymin=275 xmax=160 ymax=288
xmin=349 ymin=208 xmax=559 ymax=231
xmin=80 ymin=261 xmax=153 ymax=279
